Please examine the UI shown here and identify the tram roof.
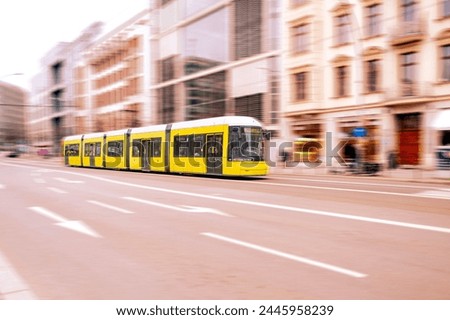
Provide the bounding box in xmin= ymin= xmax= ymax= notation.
xmin=130 ymin=124 xmax=167 ymax=134
xmin=63 ymin=134 xmax=84 ymax=142
xmin=63 ymin=117 xmax=262 ymax=142
xmin=83 ymin=132 xmax=105 ymax=139
xmin=171 ymin=116 xmax=262 ymax=130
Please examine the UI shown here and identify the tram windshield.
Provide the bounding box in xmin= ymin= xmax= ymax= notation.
xmin=228 ymin=126 xmax=264 ymax=161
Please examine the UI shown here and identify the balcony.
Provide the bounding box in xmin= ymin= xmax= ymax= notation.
xmin=384 ymin=81 xmax=433 ymax=103
xmin=390 ymin=18 xmax=426 ymax=46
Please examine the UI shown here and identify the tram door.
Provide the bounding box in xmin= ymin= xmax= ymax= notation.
xmin=206 ymin=134 xmax=223 ymax=174
xmin=141 ymin=140 xmax=152 ymax=171
xmin=88 ymin=143 xmax=95 ymax=167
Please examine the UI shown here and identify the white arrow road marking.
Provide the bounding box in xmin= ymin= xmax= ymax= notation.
xmin=180 ymin=205 xmax=233 ymax=217
xmin=87 ymin=200 xmax=133 ymax=214
xmin=29 ymin=206 xmax=101 ymax=238
xmin=202 ymin=232 xmax=367 ymax=278
xmin=0 ymin=184 xmax=4 ymax=189
xmin=54 ymin=177 xmax=84 ymax=184
xmin=123 ymin=197 xmax=232 ymax=217
xmin=416 ymin=189 xmax=450 ymax=200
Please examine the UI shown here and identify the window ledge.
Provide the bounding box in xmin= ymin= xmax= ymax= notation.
xmin=434 ymin=80 xmax=450 ymax=85
xmin=361 ymin=34 xmax=383 ymax=41
xmin=363 ymin=90 xmax=385 ymax=95
xmin=331 ymin=42 xmax=353 ymax=49
xmin=434 ymin=15 xmax=450 ymax=22
xmin=332 ymin=95 xmax=352 ymax=99
xmin=291 ymin=50 xmax=311 ymax=57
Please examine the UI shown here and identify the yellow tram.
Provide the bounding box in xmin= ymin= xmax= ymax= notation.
xmin=63 ymin=116 xmax=269 ymax=177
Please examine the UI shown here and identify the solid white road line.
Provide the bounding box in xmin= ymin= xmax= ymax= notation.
xmin=4 ymin=162 xmax=450 ymax=234
xmin=0 ymin=251 xmax=37 ymax=299
xmin=54 ymin=177 xmax=84 ymax=184
xmin=47 ymin=187 xmax=67 ymax=194
xmin=0 ymin=184 xmax=4 ymax=189
xmin=416 ymin=190 xmax=450 ymax=200
xmin=123 ymin=196 xmax=232 ymax=217
xmin=241 ymin=179 xmax=450 ymax=200
xmin=269 ymin=175 xmax=443 ymax=190
xmin=87 ymin=200 xmax=133 ymax=214
xmin=33 ymin=178 xmax=46 ymax=184
xmin=201 ymin=232 xmax=367 ymax=278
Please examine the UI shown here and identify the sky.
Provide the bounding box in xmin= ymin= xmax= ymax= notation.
xmin=0 ymin=0 xmax=148 ymax=90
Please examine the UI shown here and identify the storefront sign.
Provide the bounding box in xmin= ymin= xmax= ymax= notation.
xmin=352 ymin=127 xmax=367 ymax=137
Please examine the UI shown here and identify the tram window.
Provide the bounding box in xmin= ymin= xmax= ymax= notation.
xmin=66 ymin=144 xmax=79 ymax=156
xmin=84 ymin=143 xmax=96 ymax=156
xmin=207 ymin=135 xmax=223 ymax=157
xmin=192 ymin=134 xmax=205 ymax=157
xmin=174 ymin=136 xmax=189 ymax=157
xmin=228 ymin=126 xmax=263 ymax=161
xmin=132 ymin=140 xmax=142 ymax=157
xmin=107 ymin=141 xmax=123 ymax=157
xmin=151 ymin=138 xmax=162 ymax=157
xmin=95 ymin=143 xmax=101 ymax=156
xmin=229 ymin=127 xmax=241 ymax=159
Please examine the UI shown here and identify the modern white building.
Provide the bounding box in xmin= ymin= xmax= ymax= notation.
xmin=149 ymin=0 xmax=282 ymax=135
xmin=75 ymin=9 xmax=152 ymax=133
xmin=29 ymin=22 xmax=103 ymax=153
xmin=0 ymin=81 xmax=27 ymax=149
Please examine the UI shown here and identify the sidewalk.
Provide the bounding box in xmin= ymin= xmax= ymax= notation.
xmin=270 ymin=163 xmax=450 ymax=185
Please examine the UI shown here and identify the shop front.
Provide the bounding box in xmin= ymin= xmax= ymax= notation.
xmin=433 ymin=109 xmax=450 ymax=169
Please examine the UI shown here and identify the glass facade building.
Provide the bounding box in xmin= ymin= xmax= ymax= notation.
xmin=151 ymin=0 xmax=281 ymax=134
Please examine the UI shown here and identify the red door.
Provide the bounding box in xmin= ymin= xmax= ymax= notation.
xmin=398 ymin=130 xmax=419 ymax=165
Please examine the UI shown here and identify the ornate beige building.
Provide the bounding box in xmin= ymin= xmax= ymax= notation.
xmin=282 ymin=0 xmax=450 ymax=169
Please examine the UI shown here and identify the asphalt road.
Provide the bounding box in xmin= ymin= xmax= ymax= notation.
xmin=1 ymin=157 xmax=449 ymax=299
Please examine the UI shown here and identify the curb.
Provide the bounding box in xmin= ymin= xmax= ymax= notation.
xmin=269 ymin=166 xmax=450 ymax=185
xmin=0 ymin=251 xmax=37 ymax=300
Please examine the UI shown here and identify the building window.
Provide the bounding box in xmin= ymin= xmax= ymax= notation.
xmin=293 ymin=72 xmax=308 ymax=101
xmin=292 ymin=24 xmax=309 ymax=53
xmin=444 ymin=0 xmax=450 ymax=17
xmin=366 ymin=59 xmax=380 ymax=93
xmin=160 ymin=86 xmax=175 ymax=123
xmin=235 ymin=93 xmax=263 ymax=121
xmin=401 ymin=0 xmax=416 ymax=21
xmin=335 ymin=14 xmax=351 ymax=45
xmin=400 ymin=52 xmax=417 ymax=96
xmin=365 ymin=3 xmax=382 ymax=37
xmin=161 ymin=0 xmax=173 ymax=7
xmin=52 ymin=62 xmax=63 ymax=85
xmin=185 ymin=72 xmax=226 ymax=121
xmin=442 ymin=44 xmax=450 ymax=81
xmin=183 ymin=0 xmax=222 ymax=18
xmin=161 ymin=56 xmax=175 ymax=82
xmin=183 ymin=8 xmax=228 ymax=75
xmin=335 ymin=66 xmax=349 ymax=97
xmin=235 ymin=0 xmax=262 ymax=60
xmin=292 ymin=0 xmax=307 ymax=7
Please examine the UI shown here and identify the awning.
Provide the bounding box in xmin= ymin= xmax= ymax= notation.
xmin=433 ymin=109 xmax=450 ymax=130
